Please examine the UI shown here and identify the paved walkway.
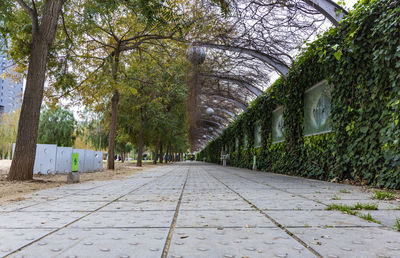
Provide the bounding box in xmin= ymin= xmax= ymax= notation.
xmin=0 ymin=162 xmax=399 ymax=257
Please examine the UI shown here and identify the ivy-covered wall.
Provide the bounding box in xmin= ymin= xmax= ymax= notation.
xmin=197 ymin=0 xmax=400 ymax=189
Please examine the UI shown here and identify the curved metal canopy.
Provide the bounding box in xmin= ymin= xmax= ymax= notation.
xmin=191 ymin=0 xmax=349 ymax=150
xmin=198 ymin=0 xmax=348 ymax=78
xmin=200 ymin=105 xmax=236 ymax=118
xmin=206 ymin=94 xmax=247 ymax=110
xmin=200 ymin=73 xmax=263 ymax=96
xmin=199 ymin=43 xmax=290 ymax=77
xmin=198 ymin=119 xmax=227 ymax=129
xmin=304 ymin=0 xmax=347 ymax=26
xmin=202 ymin=113 xmax=231 ymax=124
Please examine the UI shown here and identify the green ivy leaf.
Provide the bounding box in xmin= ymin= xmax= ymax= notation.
xmin=334 ymin=50 xmax=343 ymax=61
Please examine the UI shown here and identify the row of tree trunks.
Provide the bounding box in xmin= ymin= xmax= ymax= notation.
xmin=152 ymin=140 xmax=185 ymax=165
xmin=164 ymin=151 xmax=183 ymax=162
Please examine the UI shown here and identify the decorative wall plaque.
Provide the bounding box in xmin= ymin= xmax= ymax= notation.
xmin=235 ymin=138 xmax=239 ymax=152
xmin=272 ymin=106 xmax=285 ymax=143
xmin=243 ymin=134 xmax=248 ymax=149
xmin=254 ymin=121 xmax=262 ymax=148
xmin=304 ymin=81 xmax=333 ymax=136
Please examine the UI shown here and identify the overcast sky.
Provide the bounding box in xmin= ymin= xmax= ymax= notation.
xmin=336 ymin=0 xmax=359 ymax=8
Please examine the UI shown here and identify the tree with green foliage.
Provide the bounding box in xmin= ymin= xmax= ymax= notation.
xmin=81 ymin=118 xmax=109 ymax=151
xmin=1 ymin=0 xmax=176 ymax=179
xmin=1 ymin=0 xmax=65 ymax=180
xmin=0 ymin=109 xmax=20 ymax=160
xmin=117 ymin=43 xmax=189 ymax=166
xmin=37 ymin=106 xmax=76 ymax=147
xmin=46 ymin=0 xmax=188 ymax=170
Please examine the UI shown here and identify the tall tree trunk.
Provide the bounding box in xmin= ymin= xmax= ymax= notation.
xmin=136 ymin=129 xmax=143 ymax=167
xmin=107 ymin=49 xmax=121 ymax=170
xmin=8 ymin=0 xmax=64 ymax=181
xmin=159 ymin=142 xmax=163 ymax=163
xmin=136 ymin=108 xmax=144 ymax=167
xmin=107 ymin=90 xmax=119 ymax=169
xmin=120 ymin=143 xmax=125 ymax=163
xmin=168 ymin=145 xmax=171 ymax=163
xmin=165 ymin=145 xmax=169 ymax=163
xmin=153 ymin=138 xmax=160 ymax=164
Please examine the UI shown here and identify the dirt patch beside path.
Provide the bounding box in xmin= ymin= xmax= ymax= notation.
xmin=0 ymin=161 xmax=165 ymax=205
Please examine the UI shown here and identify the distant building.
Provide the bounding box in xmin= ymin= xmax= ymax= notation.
xmin=0 ymin=53 xmax=23 ymax=113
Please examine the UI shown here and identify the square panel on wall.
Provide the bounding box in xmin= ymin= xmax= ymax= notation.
xmin=304 ymin=80 xmax=333 ymax=136
xmin=235 ymin=137 xmax=239 ymax=152
xmin=254 ymin=121 xmax=262 ymax=148
xmin=272 ymin=106 xmax=284 ymax=144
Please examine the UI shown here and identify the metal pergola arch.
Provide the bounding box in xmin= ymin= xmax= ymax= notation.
xmin=191 ymin=0 xmax=348 ymax=150
xmin=199 ymin=73 xmax=263 ymax=96
xmin=199 ymin=105 xmax=236 ymax=118
xmin=198 ymin=0 xmax=348 ymax=78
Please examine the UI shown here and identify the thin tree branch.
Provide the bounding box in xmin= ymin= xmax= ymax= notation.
xmin=15 ymin=0 xmax=39 ymax=32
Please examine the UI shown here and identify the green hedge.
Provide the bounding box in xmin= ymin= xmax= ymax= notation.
xmin=197 ymin=0 xmax=400 ymax=189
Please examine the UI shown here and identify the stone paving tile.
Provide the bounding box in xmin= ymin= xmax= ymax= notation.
xmin=180 ymin=200 xmax=253 ymax=211
xmin=52 ymin=181 xmax=109 ymax=191
xmin=291 ymin=227 xmax=400 ymax=258
xmin=120 ymin=193 xmax=180 ymax=202
xmin=299 ymin=192 xmax=372 ymax=200
xmin=181 ymin=193 xmax=241 ymax=201
xmin=25 ymin=189 xmax=81 ymax=198
xmin=249 ymin=197 xmax=326 ymax=210
xmin=0 ymin=211 xmax=87 ymax=229
xmin=176 ymin=210 xmax=273 ymax=228
xmin=266 ymin=210 xmax=381 ymax=227
xmin=320 ymin=199 xmax=400 ymax=209
xmin=0 ymin=200 xmax=42 ymax=212
xmin=242 ymin=190 xmax=300 ymax=199
xmin=10 ymin=228 xmax=169 ymax=258
xmin=184 ymin=187 xmax=226 ymax=191
xmin=60 ymin=194 xmax=122 ymax=202
xmin=19 ymin=201 xmax=109 ymax=212
xmin=133 ymin=189 xmax=182 ymax=196
xmin=70 ymin=211 xmax=174 ymax=228
xmin=101 ymin=200 xmax=178 ymax=211
xmin=0 ymin=228 xmax=56 ymax=256
xmin=358 ymin=210 xmax=400 ymax=228
xmin=168 ymin=228 xmax=316 ymax=258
